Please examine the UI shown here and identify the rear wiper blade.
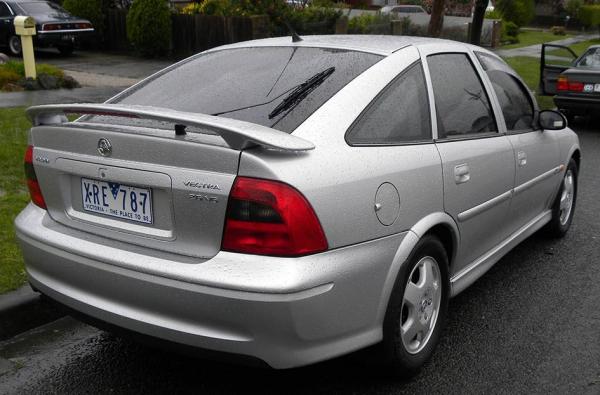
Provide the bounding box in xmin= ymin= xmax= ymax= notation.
xmin=268 ymin=67 xmax=335 ymax=119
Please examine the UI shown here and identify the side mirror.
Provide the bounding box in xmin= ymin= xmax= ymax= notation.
xmin=538 ymin=110 xmax=567 ymax=130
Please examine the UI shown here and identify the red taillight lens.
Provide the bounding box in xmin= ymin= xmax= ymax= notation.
xmin=24 ymin=146 xmax=47 ymax=209
xmin=42 ymin=23 xmax=61 ymax=31
xmin=557 ymin=76 xmax=584 ymax=92
xmin=557 ymin=76 xmax=568 ymax=91
xmin=568 ymin=81 xmax=584 ymax=92
xmin=74 ymin=23 xmax=92 ymax=29
xmin=222 ymin=177 xmax=328 ymax=257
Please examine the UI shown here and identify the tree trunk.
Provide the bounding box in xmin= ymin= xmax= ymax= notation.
xmin=469 ymin=0 xmax=488 ymax=45
xmin=428 ymin=0 xmax=446 ymax=38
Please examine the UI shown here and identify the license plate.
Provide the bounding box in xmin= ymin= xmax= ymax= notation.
xmin=584 ymin=84 xmax=594 ymax=92
xmin=61 ymin=34 xmax=75 ymax=41
xmin=81 ymin=178 xmax=153 ymax=224
xmin=595 ymin=84 xmax=600 ymax=93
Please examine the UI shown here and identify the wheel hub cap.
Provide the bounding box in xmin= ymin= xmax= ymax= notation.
xmin=559 ymin=170 xmax=574 ymax=226
xmin=400 ymin=256 xmax=442 ymax=354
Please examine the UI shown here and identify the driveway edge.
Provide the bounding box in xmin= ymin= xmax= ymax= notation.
xmin=0 ymin=285 xmax=65 ymax=341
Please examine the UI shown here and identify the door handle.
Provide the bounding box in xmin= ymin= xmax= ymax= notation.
xmin=517 ymin=151 xmax=527 ymax=167
xmin=454 ymin=164 xmax=470 ymax=184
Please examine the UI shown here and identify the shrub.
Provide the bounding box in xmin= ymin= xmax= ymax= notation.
xmin=484 ymin=9 xmax=502 ymax=20
xmin=127 ymin=0 xmax=172 ymax=57
xmin=348 ymin=13 xmax=391 ymax=34
xmin=496 ymin=0 xmax=534 ymax=27
xmin=565 ymin=0 xmax=583 ymax=19
xmin=580 ymin=5 xmax=600 ymax=34
xmin=0 ymin=69 xmax=20 ymax=89
xmin=551 ymin=26 xmax=566 ymax=35
xmin=287 ymin=6 xmax=342 ymax=34
xmin=501 ymin=21 xmax=520 ymax=44
xmin=62 ymin=0 xmax=105 ymax=38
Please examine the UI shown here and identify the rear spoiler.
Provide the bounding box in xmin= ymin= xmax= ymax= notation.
xmin=26 ymin=103 xmax=315 ymax=152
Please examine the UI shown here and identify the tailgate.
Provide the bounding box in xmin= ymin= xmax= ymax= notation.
xmin=26 ymin=104 xmax=314 ymax=259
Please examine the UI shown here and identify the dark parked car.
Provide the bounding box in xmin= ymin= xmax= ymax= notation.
xmin=0 ymin=0 xmax=94 ymax=56
xmin=540 ymin=43 xmax=600 ymax=121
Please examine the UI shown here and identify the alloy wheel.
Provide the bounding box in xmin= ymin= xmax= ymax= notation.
xmin=400 ymin=256 xmax=442 ymax=354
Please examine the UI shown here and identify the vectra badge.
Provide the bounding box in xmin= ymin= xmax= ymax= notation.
xmin=97 ymin=138 xmax=112 ymax=157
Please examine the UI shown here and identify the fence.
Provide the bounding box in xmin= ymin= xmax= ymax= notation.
xmin=103 ymin=11 xmax=271 ymax=58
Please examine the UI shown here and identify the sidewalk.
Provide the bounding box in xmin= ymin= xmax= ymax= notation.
xmin=494 ymin=33 xmax=598 ymax=58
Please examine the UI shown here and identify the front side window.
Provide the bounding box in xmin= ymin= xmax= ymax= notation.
xmin=346 ymin=62 xmax=431 ymax=145
xmin=476 ymin=52 xmax=534 ymax=132
xmin=428 ymin=53 xmax=497 ymax=138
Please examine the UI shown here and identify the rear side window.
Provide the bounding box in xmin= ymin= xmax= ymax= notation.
xmin=109 ymin=47 xmax=382 ymax=133
xmin=476 ymin=52 xmax=534 ymax=131
xmin=0 ymin=3 xmax=11 ymax=16
xmin=428 ymin=53 xmax=497 ymax=138
xmin=346 ymin=62 xmax=431 ymax=145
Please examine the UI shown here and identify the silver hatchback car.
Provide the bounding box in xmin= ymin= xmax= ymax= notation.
xmin=16 ymin=35 xmax=580 ymax=375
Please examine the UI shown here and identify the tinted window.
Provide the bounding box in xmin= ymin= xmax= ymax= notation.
xmin=576 ymin=47 xmax=600 ymax=68
xmin=476 ymin=52 xmax=533 ymax=131
xmin=428 ymin=53 xmax=497 ymax=138
xmin=0 ymin=3 xmax=11 ymax=16
xmin=13 ymin=2 xmax=70 ymax=18
xmin=346 ymin=62 xmax=431 ymax=145
xmin=107 ymin=47 xmax=382 ymax=133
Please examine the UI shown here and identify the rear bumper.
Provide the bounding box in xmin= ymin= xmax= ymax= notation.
xmin=15 ymin=204 xmax=407 ymax=368
xmin=35 ymin=30 xmax=95 ymax=47
xmin=554 ymin=94 xmax=600 ymax=114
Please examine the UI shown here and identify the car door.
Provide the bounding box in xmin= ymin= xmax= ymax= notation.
xmin=476 ymin=51 xmax=561 ymax=230
xmin=540 ymin=43 xmax=578 ymax=95
xmin=423 ymin=49 xmax=516 ymax=272
xmin=0 ymin=2 xmax=14 ymax=43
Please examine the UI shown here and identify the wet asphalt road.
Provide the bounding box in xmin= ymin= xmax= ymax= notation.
xmin=1 ymin=123 xmax=599 ymax=394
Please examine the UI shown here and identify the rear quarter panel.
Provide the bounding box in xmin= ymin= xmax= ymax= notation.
xmin=238 ymin=46 xmax=444 ymax=249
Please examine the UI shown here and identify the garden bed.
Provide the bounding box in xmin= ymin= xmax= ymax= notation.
xmin=0 ymin=61 xmax=79 ymax=92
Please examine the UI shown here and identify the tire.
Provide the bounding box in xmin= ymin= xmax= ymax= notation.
xmin=8 ymin=35 xmax=21 ymax=56
xmin=57 ymin=45 xmax=74 ymax=56
xmin=379 ymin=235 xmax=449 ymax=377
xmin=545 ymin=158 xmax=578 ymax=238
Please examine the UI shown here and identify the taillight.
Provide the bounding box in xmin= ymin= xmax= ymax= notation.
xmin=557 ymin=76 xmax=584 ymax=92
xmin=74 ymin=23 xmax=92 ymax=29
xmin=24 ymin=146 xmax=47 ymax=209
xmin=42 ymin=23 xmax=61 ymax=31
xmin=557 ymin=76 xmax=568 ymax=91
xmin=222 ymin=177 xmax=328 ymax=257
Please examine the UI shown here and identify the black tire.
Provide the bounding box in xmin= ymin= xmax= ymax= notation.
xmin=57 ymin=45 xmax=74 ymax=56
xmin=379 ymin=235 xmax=449 ymax=377
xmin=8 ymin=35 xmax=21 ymax=56
xmin=545 ymin=158 xmax=578 ymax=238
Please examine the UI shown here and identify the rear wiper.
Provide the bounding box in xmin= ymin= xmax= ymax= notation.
xmin=268 ymin=67 xmax=335 ymax=119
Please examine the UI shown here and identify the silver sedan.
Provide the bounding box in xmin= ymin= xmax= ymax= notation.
xmin=16 ymin=35 xmax=580 ymax=375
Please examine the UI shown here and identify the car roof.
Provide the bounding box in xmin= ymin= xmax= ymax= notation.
xmin=209 ymin=35 xmax=464 ymax=56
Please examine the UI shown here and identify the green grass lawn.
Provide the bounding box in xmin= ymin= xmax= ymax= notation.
xmin=0 ymin=107 xmax=30 ymax=293
xmin=503 ymin=56 xmax=555 ymax=110
xmin=501 ymin=30 xmax=573 ymax=50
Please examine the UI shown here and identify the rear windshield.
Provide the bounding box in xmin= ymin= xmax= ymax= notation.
xmin=576 ymin=47 xmax=600 ymax=68
xmin=13 ymin=2 xmax=70 ymax=17
xmin=107 ymin=46 xmax=382 ymax=133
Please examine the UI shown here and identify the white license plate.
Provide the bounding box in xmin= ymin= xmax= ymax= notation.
xmin=81 ymin=178 xmax=153 ymax=224
xmin=584 ymin=84 xmax=594 ymax=92
xmin=595 ymin=84 xmax=600 ymax=93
